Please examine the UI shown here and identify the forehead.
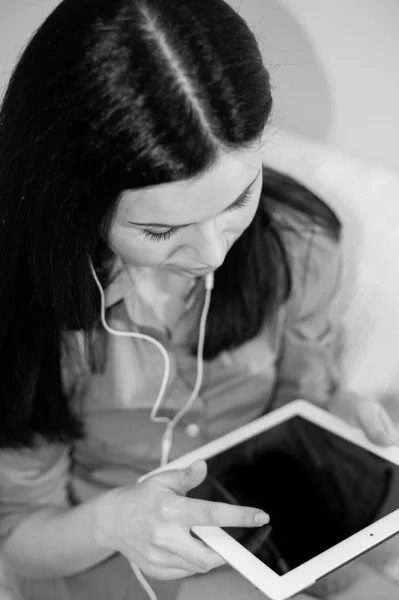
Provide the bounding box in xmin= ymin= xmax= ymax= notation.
xmin=117 ymin=148 xmax=262 ymax=226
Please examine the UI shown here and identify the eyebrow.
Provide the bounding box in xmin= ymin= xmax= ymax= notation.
xmin=128 ymin=169 xmax=261 ymax=229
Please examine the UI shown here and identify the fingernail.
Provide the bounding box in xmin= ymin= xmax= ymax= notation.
xmin=191 ymin=459 xmax=206 ymax=470
xmin=255 ymin=512 xmax=269 ymax=525
xmin=379 ymin=410 xmax=399 ymax=445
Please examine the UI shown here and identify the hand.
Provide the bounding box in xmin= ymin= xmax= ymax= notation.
xmin=330 ymin=391 xmax=399 ymax=446
xmin=95 ymin=460 xmax=269 ymax=580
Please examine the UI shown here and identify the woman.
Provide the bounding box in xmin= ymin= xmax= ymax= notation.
xmin=0 ymin=1 xmax=396 ymax=599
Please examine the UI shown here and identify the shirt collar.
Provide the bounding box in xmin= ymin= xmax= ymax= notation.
xmin=103 ymin=258 xmax=133 ymax=310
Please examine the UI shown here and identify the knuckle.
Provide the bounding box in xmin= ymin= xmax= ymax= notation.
xmin=204 ymin=503 xmax=217 ymax=524
xmin=200 ymin=557 xmax=212 ymax=572
xmin=158 ymin=502 xmax=169 ymax=520
xmin=151 ymin=527 xmax=163 ymax=546
xmin=240 ymin=509 xmax=252 ymax=525
xmin=146 ymin=521 xmax=159 ymax=542
xmin=145 ymin=565 xmax=163 ymax=580
xmin=152 ymin=528 xmax=170 ymax=549
xmin=158 ymin=498 xmax=176 ymax=521
xmin=146 ymin=547 xmax=160 ymax=566
xmin=200 ymin=550 xmax=221 ymax=572
xmin=179 ymin=468 xmax=191 ymax=489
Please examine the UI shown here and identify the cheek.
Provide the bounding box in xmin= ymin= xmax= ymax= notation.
xmin=108 ymin=225 xmax=172 ymax=267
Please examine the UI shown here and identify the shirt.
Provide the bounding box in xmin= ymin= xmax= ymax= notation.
xmin=0 ymin=216 xmax=342 ymax=537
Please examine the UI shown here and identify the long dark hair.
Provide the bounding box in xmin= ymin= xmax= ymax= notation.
xmin=0 ymin=0 xmax=339 ymax=448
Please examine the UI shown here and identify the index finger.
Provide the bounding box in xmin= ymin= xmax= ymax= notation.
xmin=181 ymin=497 xmax=269 ymax=528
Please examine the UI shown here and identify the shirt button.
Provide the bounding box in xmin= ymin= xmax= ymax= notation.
xmin=185 ymin=423 xmax=200 ymax=438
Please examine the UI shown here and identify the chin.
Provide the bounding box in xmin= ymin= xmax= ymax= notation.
xmin=165 ymin=265 xmax=213 ymax=277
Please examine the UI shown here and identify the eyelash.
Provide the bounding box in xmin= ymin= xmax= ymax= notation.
xmin=141 ymin=189 xmax=254 ymax=243
xmin=141 ymin=228 xmax=180 ymax=243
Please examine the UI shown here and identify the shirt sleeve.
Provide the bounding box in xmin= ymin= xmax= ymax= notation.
xmin=0 ymin=334 xmax=87 ymax=540
xmin=270 ymin=227 xmax=344 ymax=410
xmin=0 ymin=439 xmax=71 ymax=539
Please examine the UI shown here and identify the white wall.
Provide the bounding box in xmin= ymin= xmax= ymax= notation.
xmin=0 ymin=0 xmax=398 ymax=171
xmin=229 ymin=0 xmax=399 ymax=172
xmin=0 ymin=1 xmax=57 ymax=84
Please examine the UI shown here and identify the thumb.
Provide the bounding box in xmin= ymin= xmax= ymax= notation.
xmin=153 ymin=460 xmax=208 ymax=495
xmin=331 ymin=392 xmax=399 ymax=447
xmin=358 ymin=402 xmax=399 ymax=447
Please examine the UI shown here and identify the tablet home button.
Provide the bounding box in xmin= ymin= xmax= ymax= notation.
xmin=185 ymin=423 xmax=200 ymax=438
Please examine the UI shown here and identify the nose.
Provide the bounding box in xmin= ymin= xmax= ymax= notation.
xmin=190 ymin=219 xmax=227 ymax=269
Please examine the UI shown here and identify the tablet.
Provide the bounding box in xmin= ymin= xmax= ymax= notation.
xmin=146 ymin=400 xmax=399 ymax=599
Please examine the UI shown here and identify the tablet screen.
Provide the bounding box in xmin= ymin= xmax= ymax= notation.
xmin=187 ymin=416 xmax=399 ymax=575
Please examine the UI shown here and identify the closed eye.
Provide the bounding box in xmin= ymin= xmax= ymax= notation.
xmin=140 ymin=188 xmax=256 ymax=243
xmin=141 ymin=227 xmax=181 ymax=243
xmin=225 ymin=189 xmax=253 ymax=213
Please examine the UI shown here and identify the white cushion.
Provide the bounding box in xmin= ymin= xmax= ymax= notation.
xmin=261 ymin=130 xmax=399 ymax=400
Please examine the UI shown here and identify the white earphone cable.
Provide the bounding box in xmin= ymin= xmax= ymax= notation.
xmin=90 ymin=263 xmax=171 ymax=428
xmin=160 ymin=273 xmax=213 ymax=466
xmin=90 ymin=261 xmax=213 ymax=600
xmin=130 ymin=563 xmax=158 ymax=600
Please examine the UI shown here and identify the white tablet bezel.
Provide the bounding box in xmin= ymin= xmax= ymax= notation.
xmin=144 ymin=400 xmax=399 ymax=600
